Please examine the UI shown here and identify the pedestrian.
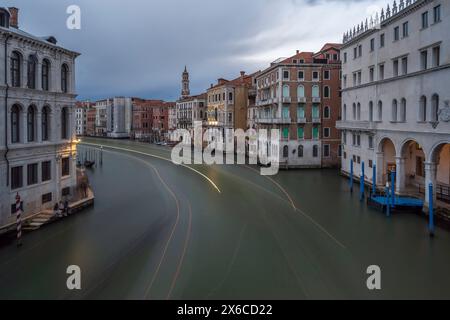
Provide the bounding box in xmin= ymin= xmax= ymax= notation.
xmin=53 ymin=203 xmax=60 ymax=218
xmin=59 ymin=201 xmax=66 ymax=217
xmin=64 ymin=200 xmax=69 ymax=216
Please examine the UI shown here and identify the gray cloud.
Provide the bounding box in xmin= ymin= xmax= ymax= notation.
xmin=9 ymin=0 xmax=388 ymax=101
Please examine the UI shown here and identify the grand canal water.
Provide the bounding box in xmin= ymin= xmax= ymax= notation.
xmin=1 ymin=137 xmax=450 ymax=300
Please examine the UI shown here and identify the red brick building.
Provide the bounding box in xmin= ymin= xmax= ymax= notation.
xmin=131 ymin=99 xmax=175 ymax=141
xmin=254 ymin=43 xmax=342 ymax=168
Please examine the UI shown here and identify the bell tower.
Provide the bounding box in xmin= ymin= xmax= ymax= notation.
xmin=181 ymin=66 xmax=190 ymax=98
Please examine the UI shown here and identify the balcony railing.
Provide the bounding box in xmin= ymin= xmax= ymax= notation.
xmin=282 ymin=97 xmax=292 ymax=103
xmin=297 ymin=117 xmax=307 ymax=124
xmin=312 ymin=117 xmax=321 ymax=124
xmin=297 ymin=97 xmax=306 ymax=103
xmin=312 ymin=97 xmax=321 ymax=103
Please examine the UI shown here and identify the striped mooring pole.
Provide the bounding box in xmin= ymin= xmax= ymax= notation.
xmin=350 ymin=159 xmax=354 ymax=193
xmin=15 ymin=193 xmax=23 ymax=247
xmin=360 ymin=161 xmax=365 ymax=202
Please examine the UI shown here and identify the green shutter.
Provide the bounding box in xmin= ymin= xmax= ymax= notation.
xmin=297 ymin=127 xmax=304 ymax=139
xmin=313 ymin=127 xmax=319 ymax=139
xmin=283 ymin=128 xmax=289 ymax=139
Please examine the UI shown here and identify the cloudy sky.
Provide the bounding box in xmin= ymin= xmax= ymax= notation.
xmin=10 ymin=0 xmax=388 ymax=101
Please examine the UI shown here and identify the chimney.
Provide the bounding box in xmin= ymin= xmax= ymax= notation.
xmin=8 ymin=7 xmax=19 ymax=28
xmin=296 ymin=50 xmax=299 ymax=54
xmin=240 ymin=71 xmax=245 ymax=79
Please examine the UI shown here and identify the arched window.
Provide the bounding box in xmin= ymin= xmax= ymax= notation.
xmin=27 ymin=106 xmax=36 ymax=142
xmin=378 ymin=101 xmax=383 ymax=121
xmin=392 ymin=99 xmax=398 ymax=122
xmin=400 ymin=98 xmax=407 ymax=122
xmin=27 ymin=55 xmax=37 ymax=89
xmin=312 ymin=85 xmax=320 ymax=98
xmin=357 ymin=103 xmax=361 ymax=120
xmin=282 ymin=85 xmax=290 ymax=98
xmin=11 ymin=105 xmax=21 ymax=143
xmin=343 ymin=104 xmax=347 ymax=121
xmin=61 ymin=64 xmax=69 ymax=93
xmin=42 ymin=59 xmax=50 ymax=91
xmin=323 ymin=86 xmax=330 ymax=98
xmin=324 ymin=106 xmax=330 ymax=118
xmin=352 ymin=103 xmax=356 ymax=119
xmin=431 ymin=94 xmax=439 ymax=122
xmin=283 ymin=145 xmax=289 ymax=158
xmin=419 ymin=96 xmax=427 ymax=122
xmin=61 ymin=107 xmax=69 ymax=139
xmin=214 ymin=108 xmax=218 ymax=121
xmin=11 ymin=51 xmax=21 ymax=87
xmin=297 ymin=85 xmax=305 ymax=98
xmin=313 ymin=145 xmax=319 ymax=158
xmin=369 ymin=101 xmax=374 ymax=122
xmin=42 ymin=106 xmax=50 ymax=141
xmin=298 ymin=145 xmax=304 ymax=158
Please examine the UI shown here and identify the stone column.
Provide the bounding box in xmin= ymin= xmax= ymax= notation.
xmin=36 ymin=110 xmax=42 ymax=142
xmin=376 ymin=152 xmax=384 ymax=187
xmin=396 ymin=157 xmax=406 ymax=194
xmin=36 ymin=62 xmax=42 ymax=90
xmin=424 ymin=162 xmax=437 ymax=208
xmin=21 ymin=111 xmax=27 ymax=143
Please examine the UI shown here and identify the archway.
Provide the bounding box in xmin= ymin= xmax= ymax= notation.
xmin=400 ymin=140 xmax=426 ymax=195
xmin=377 ymin=138 xmax=396 ymax=185
xmin=430 ymin=142 xmax=450 ymax=204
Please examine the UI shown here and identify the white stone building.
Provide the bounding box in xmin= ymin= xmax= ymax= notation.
xmin=338 ymin=0 xmax=450 ymax=208
xmin=94 ymin=99 xmax=109 ymax=136
xmin=106 ymin=97 xmax=132 ymax=138
xmin=0 ymin=7 xmax=80 ymax=225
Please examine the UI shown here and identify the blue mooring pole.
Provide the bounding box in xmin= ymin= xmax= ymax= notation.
xmin=350 ymin=160 xmax=354 ymax=193
xmin=360 ymin=161 xmax=365 ymax=201
xmin=429 ymin=183 xmax=435 ymax=237
xmin=391 ymin=171 xmax=396 ymax=207
xmin=372 ymin=164 xmax=377 ymax=196
xmin=385 ymin=186 xmax=390 ymax=217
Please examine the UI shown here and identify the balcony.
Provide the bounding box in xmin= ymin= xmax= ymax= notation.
xmin=312 ymin=117 xmax=321 ymax=124
xmin=282 ymin=97 xmax=292 ymax=103
xmin=312 ymin=97 xmax=321 ymax=103
xmin=336 ymin=120 xmax=377 ymax=131
xmin=297 ymin=97 xmax=306 ymax=103
xmin=297 ymin=117 xmax=307 ymax=124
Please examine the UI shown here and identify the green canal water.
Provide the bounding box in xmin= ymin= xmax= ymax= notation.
xmin=1 ymin=138 xmax=450 ymax=300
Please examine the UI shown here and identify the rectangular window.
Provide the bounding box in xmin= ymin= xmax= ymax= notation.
xmin=394 ymin=26 xmax=400 ymax=41
xmin=62 ymin=157 xmax=70 ymax=177
xmin=370 ymin=38 xmax=375 ymax=52
xmin=312 ymin=105 xmax=320 ymax=119
xmin=42 ymin=193 xmax=52 ymax=204
xmin=298 ymin=71 xmax=304 ymax=80
xmin=297 ymin=105 xmax=305 ymax=118
xmin=401 ymin=57 xmax=408 ymax=75
xmin=393 ymin=59 xmax=399 ymax=77
xmin=432 ymin=46 xmax=440 ymax=67
xmin=434 ymin=5 xmax=441 ymax=23
xmin=354 ymin=47 xmax=357 ymax=59
xmin=323 ymin=145 xmax=330 ymax=158
xmin=357 ymin=71 xmax=362 ymax=85
xmin=422 ymin=11 xmax=429 ymax=29
xmin=312 ymin=127 xmax=319 ymax=139
xmin=358 ymin=45 xmax=362 ymax=57
xmin=369 ymin=136 xmax=374 ymax=149
xmin=27 ymin=163 xmax=38 ymax=186
xmin=402 ymin=22 xmax=409 ymax=38
xmin=421 ymin=50 xmax=428 ymax=70
xmin=324 ymin=70 xmax=330 ymax=80
xmin=283 ymin=70 xmax=289 ymax=80
xmin=369 ymin=67 xmax=374 ymax=82
xmin=379 ymin=64 xmax=385 ymax=80
xmin=297 ymin=127 xmax=304 ymax=140
xmin=62 ymin=187 xmax=71 ymax=197
xmin=369 ymin=160 xmax=373 ymax=168
xmin=282 ymin=127 xmax=289 ymax=140
xmin=344 ymin=52 xmax=347 ymax=63
xmin=380 ymin=33 xmax=385 ymax=48
xmin=11 ymin=166 xmax=23 ymax=190
xmin=312 ymin=71 xmax=319 ymax=81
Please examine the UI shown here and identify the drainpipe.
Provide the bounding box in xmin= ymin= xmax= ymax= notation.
xmin=4 ymin=33 xmax=12 ymax=187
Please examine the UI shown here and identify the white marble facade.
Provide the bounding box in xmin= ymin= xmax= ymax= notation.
xmin=0 ymin=8 xmax=80 ymax=226
xmin=338 ymin=0 xmax=450 ymax=207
